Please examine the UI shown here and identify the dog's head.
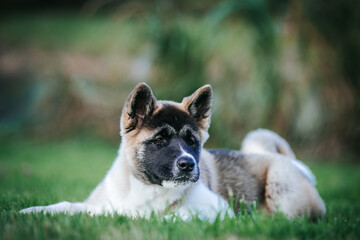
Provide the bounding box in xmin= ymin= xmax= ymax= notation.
xmin=120 ymin=83 xmax=212 ymax=189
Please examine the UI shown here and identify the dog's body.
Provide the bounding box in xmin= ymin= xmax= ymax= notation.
xmin=20 ymin=83 xmax=325 ymax=221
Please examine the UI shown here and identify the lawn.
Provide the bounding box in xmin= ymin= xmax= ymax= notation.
xmin=0 ymin=137 xmax=359 ymax=239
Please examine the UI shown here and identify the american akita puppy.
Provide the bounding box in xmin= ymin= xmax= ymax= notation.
xmin=20 ymin=83 xmax=325 ymax=221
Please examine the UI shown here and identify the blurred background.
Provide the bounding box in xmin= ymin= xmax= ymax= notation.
xmin=0 ymin=0 xmax=359 ymax=161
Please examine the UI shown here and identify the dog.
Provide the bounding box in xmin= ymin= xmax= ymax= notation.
xmin=20 ymin=83 xmax=325 ymax=221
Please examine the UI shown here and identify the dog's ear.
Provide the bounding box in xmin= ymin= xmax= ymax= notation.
xmin=182 ymin=85 xmax=213 ymax=131
xmin=121 ymin=82 xmax=157 ymax=135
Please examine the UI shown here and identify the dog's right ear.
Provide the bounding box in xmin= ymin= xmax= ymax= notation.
xmin=120 ymin=83 xmax=157 ymax=135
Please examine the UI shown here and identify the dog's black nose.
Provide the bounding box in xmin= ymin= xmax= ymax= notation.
xmin=176 ymin=157 xmax=195 ymax=172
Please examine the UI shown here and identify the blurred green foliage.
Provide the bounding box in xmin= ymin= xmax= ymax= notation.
xmin=0 ymin=0 xmax=359 ymax=159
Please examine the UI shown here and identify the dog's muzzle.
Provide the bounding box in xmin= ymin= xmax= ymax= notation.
xmin=172 ymin=156 xmax=199 ymax=183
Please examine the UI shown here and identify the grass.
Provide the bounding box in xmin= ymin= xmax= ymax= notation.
xmin=0 ymin=137 xmax=359 ymax=239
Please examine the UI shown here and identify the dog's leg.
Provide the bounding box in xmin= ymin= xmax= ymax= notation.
xmin=174 ymin=180 xmax=234 ymax=222
xmin=20 ymin=180 xmax=112 ymax=215
xmin=264 ymin=157 xmax=326 ymax=219
xmin=241 ymin=129 xmax=316 ymax=185
xmin=241 ymin=154 xmax=325 ymax=219
xmin=19 ymin=201 xmax=103 ymax=215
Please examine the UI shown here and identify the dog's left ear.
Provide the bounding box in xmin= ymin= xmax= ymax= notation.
xmin=182 ymin=85 xmax=213 ymax=131
xmin=121 ymin=82 xmax=157 ymax=135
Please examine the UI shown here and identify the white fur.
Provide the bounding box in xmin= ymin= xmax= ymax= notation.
xmin=175 ymin=180 xmax=233 ymax=221
xmin=179 ymin=145 xmax=195 ymax=161
xmin=162 ymin=180 xmax=192 ymax=190
xmin=291 ymin=160 xmax=316 ymax=186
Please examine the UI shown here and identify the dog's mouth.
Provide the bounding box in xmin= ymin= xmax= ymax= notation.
xmin=172 ymin=173 xmax=199 ymax=183
xmin=161 ymin=174 xmax=199 ymax=189
xmin=158 ymin=172 xmax=199 ymax=185
xmin=142 ymin=165 xmax=199 ymax=186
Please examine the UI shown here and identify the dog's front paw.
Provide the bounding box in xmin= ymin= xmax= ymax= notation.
xmin=20 ymin=206 xmax=52 ymax=214
xmin=20 ymin=201 xmax=73 ymax=215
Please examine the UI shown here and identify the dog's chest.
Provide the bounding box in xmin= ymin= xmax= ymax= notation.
xmin=111 ymin=176 xmax=185 ymax=217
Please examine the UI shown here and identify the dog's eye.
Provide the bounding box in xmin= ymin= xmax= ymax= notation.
xmin=185 ymin=135 xmax=197 ymax=146
xmin=153 ymin=136 xmax=166 ymax=146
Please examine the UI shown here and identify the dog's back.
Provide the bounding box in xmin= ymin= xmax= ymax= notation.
xmin=200 ymin=149 xmax=261 ymax=206
xmin=200 ymin=129 xmax=325 ymax=219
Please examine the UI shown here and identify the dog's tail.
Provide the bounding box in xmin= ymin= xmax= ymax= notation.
xmin=241 ymin=129 xmax=316 ymax=185
xmin=241 ymin=129 xmax=296 ymax=158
